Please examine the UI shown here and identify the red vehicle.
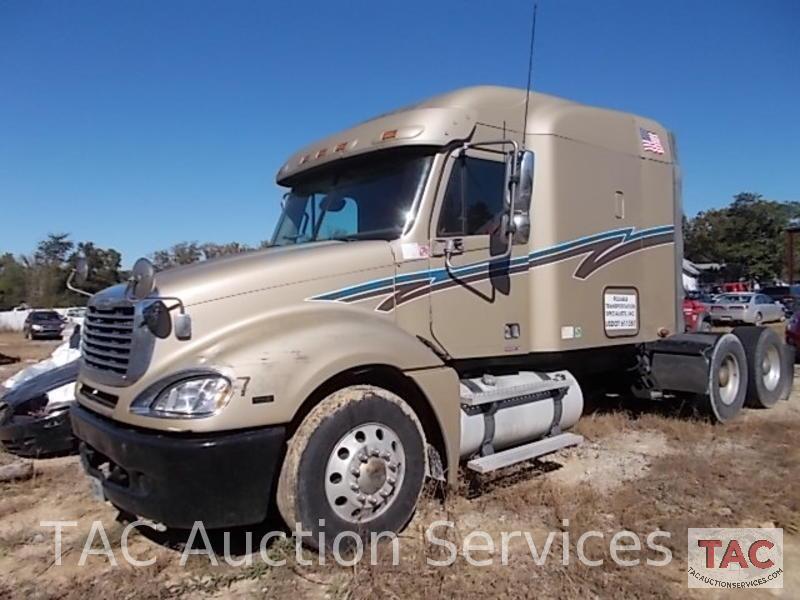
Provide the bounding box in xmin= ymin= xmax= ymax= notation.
xmin=786 ymin=313 xmax=800 ymax=352
xmin=722 ymin=281 xmax=750 ymax=293
xmin=683 ymin=293 xmax=712 ymax=332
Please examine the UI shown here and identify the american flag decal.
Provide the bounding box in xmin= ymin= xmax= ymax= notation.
xmin=640 ymin=128 xmax=665 ymax=154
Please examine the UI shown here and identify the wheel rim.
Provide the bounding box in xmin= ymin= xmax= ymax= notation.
xmin=718 ymin=354 xmax=741 ymax=405
xmin=762 ymin=345 xmax=781 ymax=392
xmin=755 ymin=313 xmax=762 ymax=325
xmin=324 ymin=422 xmax=405 ymax=524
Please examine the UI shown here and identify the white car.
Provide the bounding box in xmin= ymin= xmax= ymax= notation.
xmin=710 ymin=293 xmax=786 ymax=325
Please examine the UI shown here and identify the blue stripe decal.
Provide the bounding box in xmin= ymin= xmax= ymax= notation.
xmin=312 ymin=224 xmax=675 ymax=304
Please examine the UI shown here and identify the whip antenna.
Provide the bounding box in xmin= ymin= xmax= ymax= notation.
xmin=522 ymin=1 xmax=538 ymax=149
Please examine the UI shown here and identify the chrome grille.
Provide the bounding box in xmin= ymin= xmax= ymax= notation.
xmin=79 ymin=290 xmax=156 ymax=387
xmin=82 ymin=304 xmax=135 ymax=377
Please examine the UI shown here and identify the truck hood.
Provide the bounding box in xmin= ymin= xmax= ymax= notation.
xmin=97 ymin=241 xmax=396 ymax=308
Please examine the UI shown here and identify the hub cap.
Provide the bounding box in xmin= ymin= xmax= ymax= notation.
xmin=324 ymin=423 xmax=405 ymax=523
xmin=718 ymin=355 xmax=741 ymax=405
xmin=762 ymin=346 xmax=781 ymax=392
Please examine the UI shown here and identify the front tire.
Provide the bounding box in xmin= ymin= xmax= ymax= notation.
xmin=277 ymin=385 xmax=426 ymax=550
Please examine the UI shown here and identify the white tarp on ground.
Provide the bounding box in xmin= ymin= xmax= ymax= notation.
xmin=1 ymin=340 xmax=80 ymax=391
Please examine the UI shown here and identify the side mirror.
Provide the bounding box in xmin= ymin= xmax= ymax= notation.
xmin=130 ymin=258 xmax=156 ymax=300
xmin=513 ymin=212 xmax=531 ymax=243
xmin=515 ymin=150 xmax=534 ymax=213
xmin=174 ymin=313 xmax=192 ymax=341
xmin=509 ymin=150 xmax=534 ymax=243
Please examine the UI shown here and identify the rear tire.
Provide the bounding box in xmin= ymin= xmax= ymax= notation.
xmin=754 ymin=312 xmax=763 ymax=325
xmin=276 ymin=385 xmax=426 ymax=551
xmin=733 ymin=326 xmax=790 ymax=408
xmin=695 ymin=333 xmax=748 ymax=423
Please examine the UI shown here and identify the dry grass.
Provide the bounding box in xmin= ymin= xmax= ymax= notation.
xmin=0 ymin=338 xmax=797 ymax=598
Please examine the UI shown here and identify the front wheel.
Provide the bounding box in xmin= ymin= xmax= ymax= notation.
xmin=754 ymin=312 xmax=763 ymax=326
xmin=277 ymin=385 xmax=426 ymax=551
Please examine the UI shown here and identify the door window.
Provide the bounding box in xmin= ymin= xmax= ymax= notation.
xmin=437 ymin=157 xmax=506 ymax=237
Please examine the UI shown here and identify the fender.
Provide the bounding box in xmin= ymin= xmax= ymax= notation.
xmin=110 ymin=302 xmax=445 ymax=433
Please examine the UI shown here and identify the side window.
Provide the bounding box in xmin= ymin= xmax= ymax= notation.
xmin=437 ymin=157 xmax=506 ymax=236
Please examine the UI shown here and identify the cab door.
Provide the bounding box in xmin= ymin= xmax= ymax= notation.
xmin=428 ymin=150 xmax=531 ymax=359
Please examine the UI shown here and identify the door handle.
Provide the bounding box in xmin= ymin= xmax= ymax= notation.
xmin=441 ymin=238 xmax=464 ymax=271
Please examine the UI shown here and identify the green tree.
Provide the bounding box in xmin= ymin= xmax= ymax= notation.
xmin=684 ymin=193 xmax=800 ymax=282
xmin=0 ymin=253 xmax=27 ymax=310
xmin=151 ymin=241 xmax=253 ymax=270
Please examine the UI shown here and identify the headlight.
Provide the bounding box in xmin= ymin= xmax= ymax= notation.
xmin=131 ymin=375 xmax=232 ymax=418
xmin=32 ymin=324 xmax=43 ymax=331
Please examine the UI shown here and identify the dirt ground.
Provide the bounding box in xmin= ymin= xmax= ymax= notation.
xmin=0 ymin=330 xmax=797 ymax=599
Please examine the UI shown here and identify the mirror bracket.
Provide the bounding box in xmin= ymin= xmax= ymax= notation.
xmin=66 ymin=269 xmax=93 ymax=298
xmin=66 ymin=256 xmax=92 ymax=297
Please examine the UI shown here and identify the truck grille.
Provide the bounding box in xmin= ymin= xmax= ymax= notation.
xmin=82 ymin=305 xmax=136 ymax=377
xmin=79 ymin=291 xmax=156 ymax=387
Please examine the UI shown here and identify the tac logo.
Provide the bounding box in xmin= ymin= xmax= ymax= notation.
xmin=687 ymin=528 xmax=783 ymax=589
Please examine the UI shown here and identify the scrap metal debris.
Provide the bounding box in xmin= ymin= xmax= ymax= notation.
xmin=0 ymin=352 xmax=20 ymax=366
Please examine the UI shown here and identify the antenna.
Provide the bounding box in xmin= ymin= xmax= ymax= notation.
xmin=522 ymin=1 xmax=539 ymax=149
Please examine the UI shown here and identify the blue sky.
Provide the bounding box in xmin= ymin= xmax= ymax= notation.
xmin=1 ymin=0 xmax=798 ymax=265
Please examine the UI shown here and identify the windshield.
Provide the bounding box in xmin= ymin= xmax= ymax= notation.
xmin=271 ymin=149 xmax=433 ymax=246
xmin=31 ymin=311 xmax=60 ymax=320
xmin=718 ymin=294 xmax=752 ymax=304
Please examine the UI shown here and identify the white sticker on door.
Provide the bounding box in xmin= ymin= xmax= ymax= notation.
xmin=604 ymin=291 xmax=638 ymax=332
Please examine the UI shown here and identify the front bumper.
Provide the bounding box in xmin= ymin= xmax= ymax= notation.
xmin=0 ymin=410 xmax=76 ymax=457
xmin=71 ymin=404 xmax=286 ymax=529
xmin=30 ymin=327 xmax=64 ymax=337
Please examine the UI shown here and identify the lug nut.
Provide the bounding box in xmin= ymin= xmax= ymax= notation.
xmin=368 ymin=496 xmax=379 ymax=505
xmin=370 ymin=448 xmax=380 ymax=457
xmin=379 ymin=489 xmax=391 ymax=498
xmin=351 ymin=467 xmax=360 ymax=477
xmin=381 ymin=451 xmax=391 ymax=460
xmin=387 ymin=463 xmax=397 ymax=472
xmin=359 ymin=453 xmax=368 ymax=463
xmin=357 ymin=494 xmax=366 ymax=503
xmin=350 ymin=483 xmax=359 ymax=492
xmin=387 ymin=476 xmax=396 ymax=486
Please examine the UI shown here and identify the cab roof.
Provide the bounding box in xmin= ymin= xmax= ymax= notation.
xmin=277 ymin=85 xmax=672 ymax=184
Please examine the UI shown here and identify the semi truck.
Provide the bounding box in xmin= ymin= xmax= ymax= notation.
xmin=69 ymin=86 xmax=792 ymax=547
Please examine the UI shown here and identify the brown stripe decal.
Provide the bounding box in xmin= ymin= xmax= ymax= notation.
xmin=313 ymin=226 xmax=675 ymax=312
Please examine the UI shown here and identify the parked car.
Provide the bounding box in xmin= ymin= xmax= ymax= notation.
xmin=761 ymin=285 xmax=799 ymax=318
xmin=710 ymin=293 xmax=786 ymax=325
xmin=0 ymin=328 xmax=81 ymax=457
xmin=0 ymin=361 xmax=78 ymax=457
xmin=22 ymin=310 xmax=66 ymax=340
